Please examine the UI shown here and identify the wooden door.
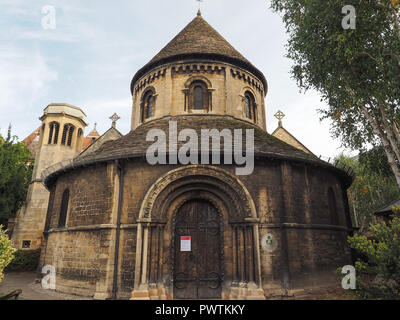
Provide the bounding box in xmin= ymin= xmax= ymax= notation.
xmin=174 ymin=199 xmax=222 ymax=299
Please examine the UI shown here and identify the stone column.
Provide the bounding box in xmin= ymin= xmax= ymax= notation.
xmin=94 ymin=162 xmax=119 ymax=300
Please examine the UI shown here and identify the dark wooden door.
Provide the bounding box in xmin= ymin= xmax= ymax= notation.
xmin=174 ymin=199 xmax=222 ymax=299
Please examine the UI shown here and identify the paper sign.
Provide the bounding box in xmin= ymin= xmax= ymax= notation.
xmin=180 ymin=236 xmax=191 ymax=252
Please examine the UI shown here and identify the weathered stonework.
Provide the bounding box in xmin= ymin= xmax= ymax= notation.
xmin=12 ymin=104 xmax=87 ymax=250
xmin=40 ymin=157 xmax=352 ymax=299
xmin=272 ymin=126 xmax=313 ymax=155
xmin=131 ymin=62 xmax=266 ymax=131
xmin=37 ymin=12 xmax=354 ymax=300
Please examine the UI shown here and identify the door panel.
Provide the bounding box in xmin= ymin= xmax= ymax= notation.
xmin=174 ymin=199 xmax=222 ymax=299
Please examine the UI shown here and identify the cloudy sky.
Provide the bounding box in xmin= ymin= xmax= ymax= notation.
xmin=0 ymin=0 xmax=355 ymax=159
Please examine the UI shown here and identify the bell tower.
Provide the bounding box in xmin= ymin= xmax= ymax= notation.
xmin=130 ymin=12 xmax=268 ymax=132
xmin=11 ymin=103 xmax=87 ymax=249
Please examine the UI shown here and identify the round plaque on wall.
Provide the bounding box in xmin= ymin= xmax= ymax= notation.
xmin=261 ymin=233 xmax=278 ymax=253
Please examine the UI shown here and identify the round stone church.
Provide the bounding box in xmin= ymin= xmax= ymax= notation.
xmin=39 ymin=12 xmax=353 ymax=300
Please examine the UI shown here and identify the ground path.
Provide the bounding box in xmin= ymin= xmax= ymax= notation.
xmin=0 ymin=272 xmax=92 ymax=300
xmin=1 ymin=272 xmax=351 ymax=300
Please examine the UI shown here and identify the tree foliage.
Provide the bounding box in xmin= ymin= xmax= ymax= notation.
xmin=0 ymin=225 xmax=16 ymax=283
xmin=358 ymin=146 xmax=394 ymax=177
xmin=347 ymin=207 xmax=400 ymax=299
xmin=337 ymin=151 xmax=399 ymax=230
xmin=270 ymin=0 xmax=400 ymax=187
xmin=0 ymin=126 xmax=33 ymax=226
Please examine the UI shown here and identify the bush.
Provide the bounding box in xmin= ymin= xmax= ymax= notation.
xmin=0 ymin=225 xmax=17 ymax=282
xmin=347 ymin=206 xmax=400 ymax=299
xmin=5 ymin=248 xmax=40 ymax=272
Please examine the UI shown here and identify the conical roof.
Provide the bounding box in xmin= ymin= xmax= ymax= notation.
xmin=131 ymin=13 xmax=267 ymax=94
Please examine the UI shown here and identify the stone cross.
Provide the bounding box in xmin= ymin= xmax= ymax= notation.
xmin=274 ymin=110 xmax=285 ymax=128
xmin=109 ymin=113 xmax=121 ymax=129
xmin=196 ymin=0 xmax=203 ymax=15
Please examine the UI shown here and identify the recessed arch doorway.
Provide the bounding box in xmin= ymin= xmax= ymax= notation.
xmin=173 ymin=198 xmax=222 ymax=299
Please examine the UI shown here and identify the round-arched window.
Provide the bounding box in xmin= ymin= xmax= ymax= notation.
xmin=146 ymin=94 xmax=154 ymax=119
xmin=244 ymin=92 xmax=257 ymax=122
xmin=194 ymin=86 xmax=204 ymax=110
xmin=141 ymin=89 xmax=156 ymax=122
xmin=245 ymin=96 xmax=252 ymax=119
xmin=48 ymin=122 xmax=60 ymax=145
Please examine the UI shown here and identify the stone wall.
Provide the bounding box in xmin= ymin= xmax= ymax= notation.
xmin=41 ymin=158 xmax=352 ymax=299
xmin=272 ymin=127 xmax=312 ymax=154
xmin=131 ymin=62 xmax=267 ymax=131
xmin=12 ymin=106 xmax=87 ymax=250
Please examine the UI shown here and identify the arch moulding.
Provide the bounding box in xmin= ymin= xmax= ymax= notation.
xmin=137 ymin=165 xmax=258 ymax=222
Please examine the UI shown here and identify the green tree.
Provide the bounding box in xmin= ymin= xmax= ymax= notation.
xmin=347 ymin=207 xmax=400 ymax=299
xmin=270 ymin=0 xmax=400 ymax=188
xmin=0 ymin=126 xmax=33 ymax=227
xmin=0 ymin=225 xmax=16 ymax=283
xmin=337 ymin=152 xmax=399 ymax=230
xmin=358 ymin=146 xmax=394 ymax=177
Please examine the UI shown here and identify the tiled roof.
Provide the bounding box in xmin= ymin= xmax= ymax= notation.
xmin=43 ymin=115 xmax=353 ymax=187
xmin=82 ymin=129 xmax=100 ymax=150
xmin=374 ymin=198 xmax=400 ymax=215
xmin=131 ymin=14 xmax=267 ymax=94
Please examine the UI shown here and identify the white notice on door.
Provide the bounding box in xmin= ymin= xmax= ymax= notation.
xmin=180 ymin=236 xmax=191 ymax=252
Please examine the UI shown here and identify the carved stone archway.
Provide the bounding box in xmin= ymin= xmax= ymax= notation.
xmin=130 ymin=165 xmax=265 ymax=300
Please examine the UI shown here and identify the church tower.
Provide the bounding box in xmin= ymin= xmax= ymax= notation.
xmin=130 ymin=11 xmax=267 ymax=131
xmin=38 ymin=12 xmax=353 ymax=300
xmin=11 ymin=103 xmax=87 ymax=249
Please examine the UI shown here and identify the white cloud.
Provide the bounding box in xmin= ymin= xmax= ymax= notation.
xmin=0 ymin=0 xmax=357 ymax=159
xmin=16 ymin=30 xmax=79 ymax=42
xmin=0 ymin=47 xmax=58 ymax=137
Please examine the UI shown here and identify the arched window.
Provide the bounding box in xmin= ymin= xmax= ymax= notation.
xmin=48 ymin=122 xmax=60 ymax=145
xmin=76 ymin=128 xmax=83 ymax=150
xmin=244 ymin=92 xmax=257 ymax=122
xmin=245 ymin=96 xmax=251 ymax=119
xmin=61 ymin=124 xmax=75 ymax=146
xmin=58 ymin=189 xmax=70 ymax=228
xmin=188 ymin=80 xmax=209 ymax=111
xmin=67 ymin=126 xmax=74 ymax=146
xmin=141 ymin=89 xmax=156 ymax=123
xmin=146 ymin=94 xmax=154 ymax=119
xmin=194 ymin=86 xmax=204 ymax=110
xmin=328 ymin=188 xmax=339 ymax=225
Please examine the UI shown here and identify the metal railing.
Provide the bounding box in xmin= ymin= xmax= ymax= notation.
xmin=318 ymin=156 xmax=355 ymax=178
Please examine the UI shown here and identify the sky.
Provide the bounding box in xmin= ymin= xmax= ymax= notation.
xmin=0 ymin=0 xmax=356 ymax=159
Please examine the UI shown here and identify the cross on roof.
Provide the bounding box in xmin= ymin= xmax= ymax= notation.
xmin=196 ymin=0 xmax=203 ymax=16
xmin=109 ymin=113 xmax=121 ymax=129
xmin=274 ymin=110 xmax=285 ymax=127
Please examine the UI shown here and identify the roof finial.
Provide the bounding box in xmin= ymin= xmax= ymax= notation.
xmin=109 ymin=113 xmax=121 ymax=129
xmin=94 ymin=122 xmax=97 ymax=131
xmin=274 ymin=110 xmax=286 ymax=128
xmin=196 ymin=0 xmax=203 ymax=16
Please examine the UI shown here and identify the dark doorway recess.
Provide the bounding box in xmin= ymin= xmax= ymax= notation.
xmin=173 ymin=199 xmax=222 ymax=299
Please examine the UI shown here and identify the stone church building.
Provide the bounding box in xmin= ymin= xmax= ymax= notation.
xmin=13 ymin=12 xmax=354 ymax=300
